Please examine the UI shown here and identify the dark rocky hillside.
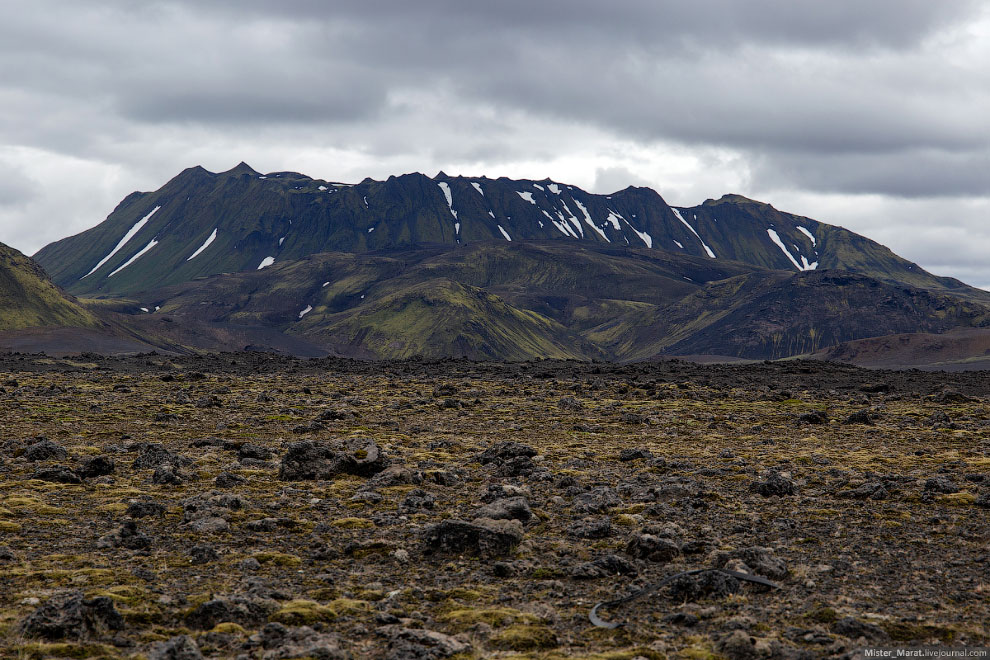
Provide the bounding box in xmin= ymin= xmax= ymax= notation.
xmin=35 ymin=164 xmax=980 ymax=300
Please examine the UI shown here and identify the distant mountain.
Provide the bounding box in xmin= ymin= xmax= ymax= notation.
xmin=92 ymin=242 xmax=990 ymax=361
xmin=25 ymin=163 xmax=990 ymax=362
xmin=0 ymin=242 xmax=100 ymax=331
xmin=34 ymin=163 xmax=979 ymax=300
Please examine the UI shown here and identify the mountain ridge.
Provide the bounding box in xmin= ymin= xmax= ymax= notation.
xmin=35 ymin=163 xmax=982 ymax=302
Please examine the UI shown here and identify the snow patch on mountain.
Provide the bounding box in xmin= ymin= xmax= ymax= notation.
xmin=767 ymin=229 xmax=817 ymax=271
xmin=82 ymin=205 xmax=161 ymax=278
xmin=796 ymin=226 xmax=817 ymax=247
xmin=186 ymin=228 xmax=218 ymax=261
xmin=572 ymin=198 xmax=609 ymax=242
xmin=438 ymin=182 xmax=457 ymax=219
xmin=108 ymin=239 xmax=158 ymax=277
xmin=671 ymin=208 xmax=716 ymax=258
xmin=257 ymin=256 xmax=275 ymax=270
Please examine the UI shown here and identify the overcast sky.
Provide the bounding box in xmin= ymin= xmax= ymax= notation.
xmin=1 ymin=1 xmax=988 ymax=286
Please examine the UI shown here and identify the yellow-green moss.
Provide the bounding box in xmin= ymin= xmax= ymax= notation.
xmin=490 ymin=624 xmax=558 ymax=651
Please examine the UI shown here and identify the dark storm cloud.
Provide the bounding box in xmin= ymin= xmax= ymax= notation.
xmin=1 ymin=0 xmax=989 ymax=285
xmin=754 ymin=149 xmax=990 ymax=197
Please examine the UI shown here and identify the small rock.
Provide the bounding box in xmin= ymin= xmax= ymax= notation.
xmin=190 ymin=545 xmax=219 ymax=564
xmin=23 ymin=439 xmax=68 ymax=462
xmin=797 ymin=410 xmax=828 ymax=425
xmin=832 ymin=616 xmax=888 ymax=642
xmin=715 ymin=630 xmax=760 ymax=660
xmin=566 ymin=517 xmax=612 ymax=539
xmin=421 ymin=518 xmax=524 ymax=558
xmin=383 ymin=626 xmax=470 ymax=660
xmin=185 ymin=596 xmax=275 ymax=630
xmin=148 ymin=634 xmax=204 ymax=660
xmin=215 ymin=472 xmax=246 ymax=488
xmin=238 ymin=443 xmax=273 ymax=460
xmin=78 ymin=456 xmax=115 ymax=479
xmin=618 ymin=447 xmax=653 ymax=462
xmin=626 ymin=534 xmax=680 ymax=563
xmin=569 ymin=554 xmax=637 ymax=579
xmin=133 ymin=443 xmax=182 ymax=470
xmin=843 ymin=409 xmax=874 ymax=425
xmin=476 ymin=441 xmax=537 ymax=465
xmin=750 ymin=472 xmax=796 ymax=497
xmin=573 ymin=487 xmax=622 ymax=513
xmin=716 ymin=547 xmax=788 ymax=580
xmin=126 ymin=500 xmax=166 ymax=518
xmin=151 ymin=464 xmax=183 ymax=485
xmin=924 ymin=476 xmax=959 ymax=494
xmin=20 ymin=591 xmax=124 ymax=640
xmin=473 ymin=497 xmax=533 ymax=523
xmin=32 ymin=466 xmax=81 ymax=484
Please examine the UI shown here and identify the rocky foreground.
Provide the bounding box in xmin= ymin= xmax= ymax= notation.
xmin=0 ymin=353 xmax=987 ymax=659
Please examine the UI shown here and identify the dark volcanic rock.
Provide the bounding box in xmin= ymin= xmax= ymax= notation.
xmin=832 ymin=616 xmax=889 ymax=642
xmin=215 ymin=471 xmax=246 ymax=488
xmin=626 ymin=534 xmax=681 ymax=563
xmin=618 ymin=447 xmax=653 ymax=462
xmin=190 ymin=545 xmax=219 ymax=564
xmin=566 ymin=517 xmax=612 ymax=539
xmin=477 ymin=441 xmax=537 ymax=465
xmin=668 ymin=570 xmax=741 ymax=602
xmin=797 ymin=410 xmax=828 ymax=425
xmin=126 ymin=500 xmax=166 ymax=518
xmin=924 ymin=476 xmax=959 ymax=494
xmin=23 ymin=438 xmax=67 ymax=462
xmin=382 ymin=626 xmax=470 ymax=660
xmin=473 ymin=497 xmax=533 ymax=523
xmin=32 ymin=466 xmax=81 ymax=484
xmin=259 ymin=623 xmax=349 ymax=659
xmin=421 ymin=518 xmax=524 ymax=557
xmin=843 ymin=409 xmax=874 ymax=425
xmin=20 ymin=591 xmax=124 ymax=640
xmin=715 ymin=547 xmax=789 ymax=580
xmin=238 ymin=443 xmax=273 ymax=460
xmin=573 ymin=487 xmax=622 ymax=513
xmin=279 ymin=438 xmax=388 ymax=480
xmin=78 ymin=455 xmax=115 ymax=479
xmin=185 ymin=595 xmax=276 ymax=630
xmin=750 ymin=472 xmax=796 ymax=497
xmin=148 ymin=634 xmax=204 ymax=660
xmin=132 ymin=443 xmax=182 ymax=469
xmin=569 ymin=553 xmax=637 ymax=579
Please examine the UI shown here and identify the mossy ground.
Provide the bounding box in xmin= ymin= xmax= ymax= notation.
xmin=0 ymin=353 xmax=987 ymax=658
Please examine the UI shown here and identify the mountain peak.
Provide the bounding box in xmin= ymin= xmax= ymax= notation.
xmin=706 ymin=194 xmax=770 ymax=207
xmin=227 ymin=162 xmax=259 ymax=176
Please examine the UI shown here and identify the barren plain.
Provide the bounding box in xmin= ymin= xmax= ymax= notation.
xmin=0 ymin=353 xmax=987 ymax=659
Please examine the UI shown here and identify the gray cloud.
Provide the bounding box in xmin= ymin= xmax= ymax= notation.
xmin=0 ymin=0 xmax=988 ymax=286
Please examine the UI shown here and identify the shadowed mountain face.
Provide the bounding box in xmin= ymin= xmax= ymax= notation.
xmin=0 ymin=243 xmax=101 ymax=331
xmin=99 ymin=242 xmax=990 ymax=361
xmin=35 ymin=163 xmax=978 ymax=300
xmin=26 ymin=164 xmax=990 ymax=361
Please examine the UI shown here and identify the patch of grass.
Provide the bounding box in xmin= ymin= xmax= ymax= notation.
xmin=330 ymin=517 xmax=375 ymax=529
xmin=270 ymin=599 xmax=337 ymax=625
xmin=490 ymin=624 xmax=559 ymax=651
xmin=440 ymin=606 xmax=540 ymax=630
xmin=13 ymin=643 xmax=118 ymax=659
xmin=251 ymin=552 xmax=302 ymax=567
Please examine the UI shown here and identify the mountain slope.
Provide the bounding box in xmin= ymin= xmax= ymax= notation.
xmin=607 ymin=270 xmax=990 ymax=360
xmin=35 ymin=163 xmax=982 ymax=302
xmin=0 ymin=242 xmax=101 ymax=331
xmin=93 ymin=241 xmax=990 ymax=361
